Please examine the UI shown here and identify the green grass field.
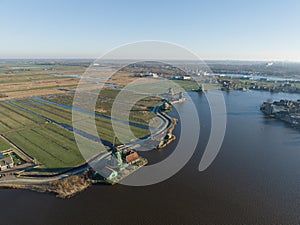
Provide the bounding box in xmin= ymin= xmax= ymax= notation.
xmin=0 ymin=138 xmax=11 ymax=152
xmin=0 ymin=95 xmax=153 ymax=172
xmin=43 ymin=88 xmax=160 ymax=127
xmin=5 ymin=124 xmax=85 ymax=169
xmin=12 ymin=98 xmax=150 ymax=142
xmin=0 ymin=101 xmax=86 ymax=170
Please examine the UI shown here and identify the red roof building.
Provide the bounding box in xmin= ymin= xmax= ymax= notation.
xmin=126 ymin=152 xmax=139 ymax=163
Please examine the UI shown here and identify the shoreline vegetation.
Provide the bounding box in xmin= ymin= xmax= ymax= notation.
xmin=1 ymin=170 xmax=95 ymax=199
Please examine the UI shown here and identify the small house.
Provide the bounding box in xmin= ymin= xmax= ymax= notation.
xmin=0 ymin=153 xmax=14 ymax=171
xmin=125 ymin=152 xmax=139 ymax=164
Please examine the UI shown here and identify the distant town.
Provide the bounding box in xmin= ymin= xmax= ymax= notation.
xmin=261 ymin=99 xmax=300 ymax=130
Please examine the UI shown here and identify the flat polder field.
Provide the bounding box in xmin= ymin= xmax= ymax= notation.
xmin=0 ymin=60 xmax=159 ymax=174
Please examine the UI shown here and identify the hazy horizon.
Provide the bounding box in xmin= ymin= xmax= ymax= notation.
xmin=1 ymin=0 xmax=300 ymax=61
xmin=1 ymin=58 xmax=300 ymax=64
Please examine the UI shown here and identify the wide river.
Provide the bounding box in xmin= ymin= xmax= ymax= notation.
xmin=1 ymin=90 xmax=300 ymax=225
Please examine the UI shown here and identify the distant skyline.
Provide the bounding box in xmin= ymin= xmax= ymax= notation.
xmin=1 ymin=0 xmax=300 ymax=61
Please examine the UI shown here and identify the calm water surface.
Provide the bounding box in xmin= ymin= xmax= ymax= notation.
xmin=0 ymin=91 xmax=300 ymax=225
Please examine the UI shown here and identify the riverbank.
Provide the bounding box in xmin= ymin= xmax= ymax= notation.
xmin=158 ymin=117 xmax=177 ymax=149
xmin=0 ymin=170 xmax=97 ymax=199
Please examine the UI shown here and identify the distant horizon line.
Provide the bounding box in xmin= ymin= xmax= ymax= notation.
xmin=1 ymin=57 xmax=300 ymax=63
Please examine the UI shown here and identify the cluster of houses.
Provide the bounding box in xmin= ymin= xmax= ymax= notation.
xmin=136 ymin=72 xmax=159 ymax=78
xmin=218 ymin=77 xmax=300 ymax=94
xmin=249 ymin=83 xmax=300 ymax=93
xmin=260 ymin=99 xmax=300 ymax=128
xmin=136 ymin=73 xmax=193 ymax=81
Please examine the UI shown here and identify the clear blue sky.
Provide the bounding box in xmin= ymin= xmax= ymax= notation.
xmin=1 ymin=0 xmax=300 ymax=60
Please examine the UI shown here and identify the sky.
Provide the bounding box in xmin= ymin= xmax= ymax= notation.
xmin=1 ymin=0 xmax=300 ymax=61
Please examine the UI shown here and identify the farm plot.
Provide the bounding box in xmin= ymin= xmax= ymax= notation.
xmin=0 ymin=102 xmax=44 ymax=133
xmin=5 ymin=124 xmax=86 ymax=169
xmin=41 ymin=88 xmax=160 ymax=126
xmin=14 ymin=98 xmax=151 ymax=143
xmin=0 ymin=100 xmax=100 ymax=172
